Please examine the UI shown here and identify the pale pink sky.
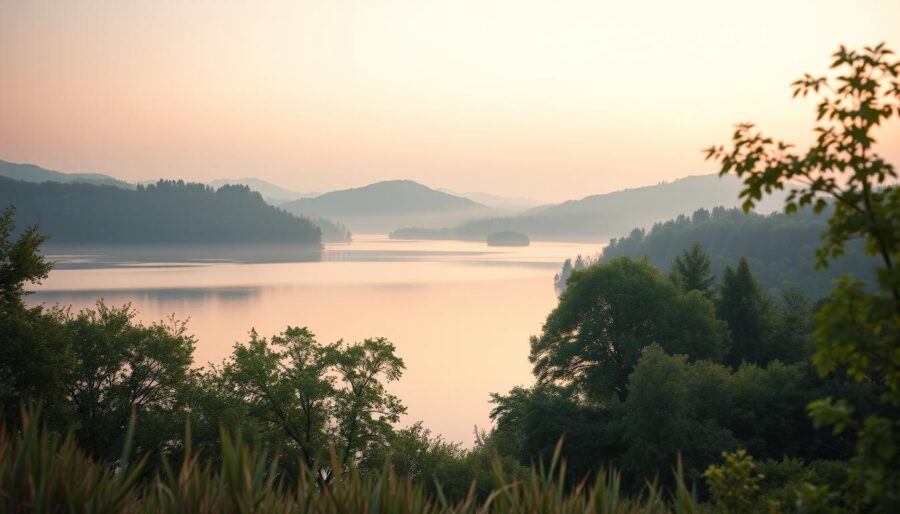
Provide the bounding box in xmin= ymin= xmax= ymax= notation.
xmin=1 ymin=0 xmax=898 ymax=202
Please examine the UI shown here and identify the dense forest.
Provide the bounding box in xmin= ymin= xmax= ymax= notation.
xmin=0 ymin=177 xmax=326 ymax=245
xmin=494 ymin=254 xmax=870 ymax=498
xmin=557 ymin=207 xmax=876 ymax=299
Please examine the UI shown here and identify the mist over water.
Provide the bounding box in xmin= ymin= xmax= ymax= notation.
xmin=29 ymin=235 xmax=600 ymax=445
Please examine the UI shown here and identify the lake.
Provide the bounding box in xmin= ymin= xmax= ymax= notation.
xmin=28 ymin=236 xmax=601 ymax=445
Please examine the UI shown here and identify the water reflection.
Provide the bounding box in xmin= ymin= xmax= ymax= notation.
xmin=45 ymin=243 xmax=322 ymax=269
xmin=33 ymin=286 xmax=262 ymax=304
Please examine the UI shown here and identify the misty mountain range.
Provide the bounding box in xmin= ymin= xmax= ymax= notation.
xmin=0 ymin=160 xmax=133 ymax=189
xmin=207 ymin=178 xmax=319 ymax=204
xmin=279 ymin=180 xmax=495 ymax=233
xmin=1 ymin=160 xmax=531 ymax=234
xmin=390 ymin=174 xmax=787 ymax=242
xmin=1 ymin=159 xmax=787 ymax=243
xmin=437 ymin=189 xmax=542 ymax=210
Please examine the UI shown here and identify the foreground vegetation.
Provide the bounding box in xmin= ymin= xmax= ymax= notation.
xmin=0 ymin=44 xmax=897 ymax=512
xmin=2 ymin=413 xmax=704 ymax=514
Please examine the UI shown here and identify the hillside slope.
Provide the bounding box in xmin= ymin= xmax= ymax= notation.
xmin=588 ymin=207 xmax=875 ymax=298
xmin=208 ymin=178 xmax=348 ymax=241
xmin=282 ymin=180 xmax=493 ymax=233
xmin=208 ymin=178 xmax=316 ymax=204
xmin=0 ymin=159 xmax=132 ymax=189
xmin=391 ymin=174 xmax=788 ymax=242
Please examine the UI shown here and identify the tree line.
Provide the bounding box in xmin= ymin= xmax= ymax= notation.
xmin=0 ymin=178 xmax=324 ymax=245
xmin=591 ymin=206 xmax=875 ymax=299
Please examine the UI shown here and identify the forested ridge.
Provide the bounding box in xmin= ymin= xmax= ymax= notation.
xmin=594 ymin=207 xmax=876 ymax=298
xmin=0 ymin=177 xmax=323 ymax=245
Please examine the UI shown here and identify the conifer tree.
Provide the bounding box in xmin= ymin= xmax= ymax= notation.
xmin=716 ymin=258 xmax=772 ymax=366
xmin=671 ymin=243 xmax=716 ymax=297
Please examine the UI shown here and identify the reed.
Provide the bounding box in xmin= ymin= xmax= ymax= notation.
xmin=0 ymin=413 xmax=704 ymax=514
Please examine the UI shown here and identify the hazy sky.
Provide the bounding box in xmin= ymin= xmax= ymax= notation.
xmin=2 ymin=1 xmax=898 ymax=202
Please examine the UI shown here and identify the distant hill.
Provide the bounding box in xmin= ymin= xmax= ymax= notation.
xmin=208 ymin=178 xmax=350 ymax=241
xmin=390 ymin=174 xmax=788 ymax=242
xmin=208 ymin=178 xmax=316 ymax=204
xmin=0 ymin=159 xmax=132 ymax=189
xmin=438 ymin=189 xmax=542 ymax=212
xmin=0 ymin=177 xmax=321 ymax=247
xmin=281 ymin=180 xmax=493 ymax=233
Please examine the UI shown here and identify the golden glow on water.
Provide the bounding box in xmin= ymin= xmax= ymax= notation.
xmin=30 ymin=236 xmax=600 ymax=445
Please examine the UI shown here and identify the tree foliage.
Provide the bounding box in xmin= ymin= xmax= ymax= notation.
xmin=707 ymin=43 xmax=900 ymax=512
xmin=222 ymin=327 xmax=406 ymax=484
xmin=671 ymin=242 xmax=716 ymax=297
xmin=0 ymin=206 xmax=52 ymax=307
xmin=716 ymin=258 xmax=775 ymax=366
xmin=65 ymin=302 xmax=196 ymax=461
xmin=703 ymin=450 xmax=764 ymax=514
xmin=0 ymin=207 xmax=71 ymax=424
xmin=530 ymin=256 xmax=728 ymax=402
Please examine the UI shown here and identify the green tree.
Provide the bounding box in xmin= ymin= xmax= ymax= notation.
xmin=704 ymin=449 xmax=764 ymax=514
xmin=771 ymin=288 xmax=814 ymax=364
xmin=620 ymin=346 xmax=693 ymax=480
xmin=223 ymin=327 xmax=406 ymax=485
xmin=717 ymin=258 xmax=775 ymax=366
xmin=616 ymin=345 xmax=849 ymax=486
xmin=530 ymin=256 xmax=729 ymax=402
xmin=0 ymin=206 xmax=52 ymax=307
xmin=671 ymin=242 xmax=716 ymax=297
xmin=0 ymin=207 xmax=72 ymax=425
xmin=490 ymin=385 xmax=612 ymax=484
xmin=363 ymin=421 xmax=526 ymax=502
xmin=65 ymin=302 xmax=195 ymax=461
xmin=621 ymin=346 xmax=737 ymax=483
xmin=366 ymin=422 xmax=463 ymax=486
xmin=707 ymin=43 xmax=900 ymax=511
xmin=724 ymin=361 xmax=824 ymax=462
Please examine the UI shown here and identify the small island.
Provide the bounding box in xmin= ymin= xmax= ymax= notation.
xmin=486 ymin=231 xmax=530 ymax=247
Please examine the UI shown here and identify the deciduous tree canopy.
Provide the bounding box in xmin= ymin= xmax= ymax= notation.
xmin=530 ymin=256 xmax=729 ymax=402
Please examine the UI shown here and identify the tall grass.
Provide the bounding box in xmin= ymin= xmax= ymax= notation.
xmin=0 ymin=414 xmax=704 ymax=514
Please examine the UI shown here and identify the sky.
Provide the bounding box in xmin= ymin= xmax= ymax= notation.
xmin=1 ymin=0 xmax=899 ymax=202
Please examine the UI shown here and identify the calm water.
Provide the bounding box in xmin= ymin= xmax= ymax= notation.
xmin=29 ymin=236 xmax=601 ymax=445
